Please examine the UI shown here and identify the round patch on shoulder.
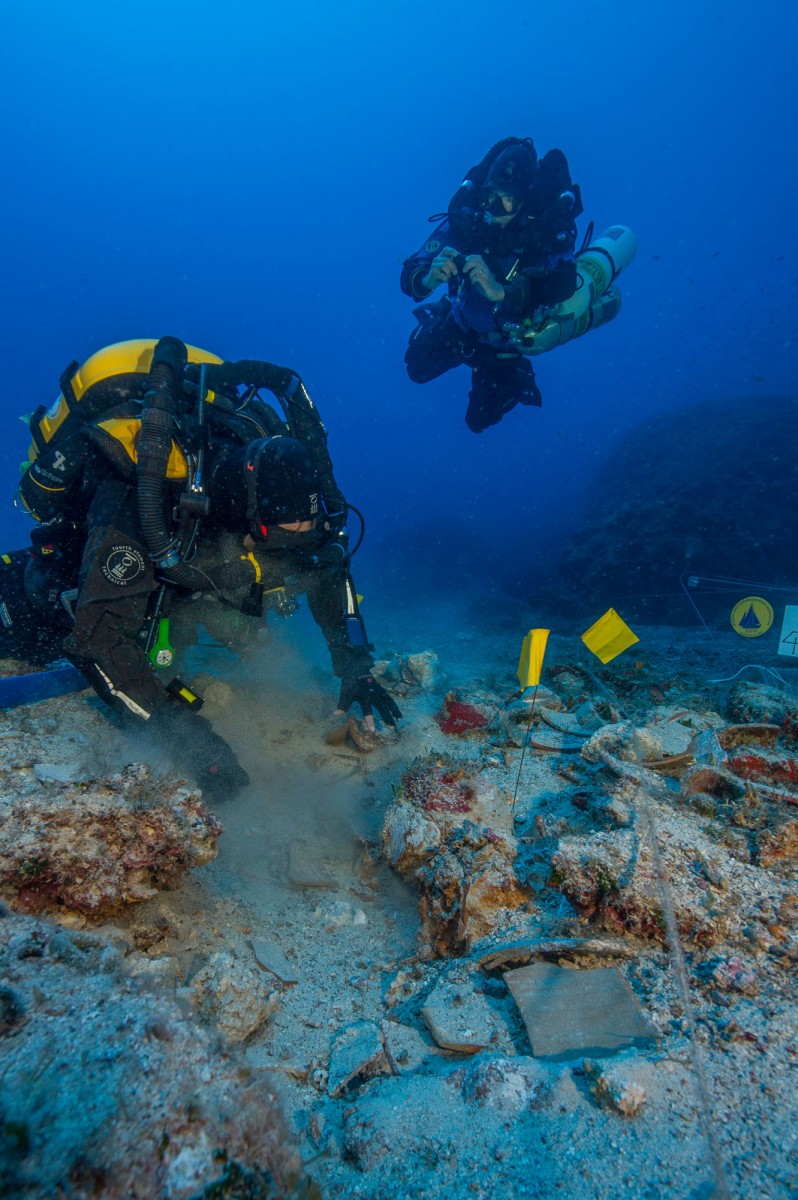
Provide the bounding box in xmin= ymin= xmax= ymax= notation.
xmin=101 ymin=544 xmax=146 ymax=587
xmin=425 ymin=239 xmax=442 ymax=255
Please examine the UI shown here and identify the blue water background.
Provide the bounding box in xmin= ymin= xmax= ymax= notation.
xmin=1 ymin=0 xmax=795 ymax=616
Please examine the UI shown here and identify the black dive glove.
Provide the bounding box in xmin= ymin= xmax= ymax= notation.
xmin=337 ymin=670 xmax=403 ymax=728
xmin=153 ymin=705 xmax=250 ymax=802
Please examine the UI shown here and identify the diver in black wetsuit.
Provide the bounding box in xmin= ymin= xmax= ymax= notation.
xmin=401 ymin=137 xmax=583 ymax=433
xmin=2 ymin=337 xmax=401 ymax=801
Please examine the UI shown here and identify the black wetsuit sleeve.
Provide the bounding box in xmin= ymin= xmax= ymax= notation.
xmin=400 ymin=221 xmax=453 ymax=301
xmin=304 ymin=566 xmax=373 ymax=679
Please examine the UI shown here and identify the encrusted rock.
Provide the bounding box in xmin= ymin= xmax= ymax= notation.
xmin=550 ymin=813 xmax=773 ymax=946
xmin=582 ymin=1054 xmax=651 ymax=1115
xmin=0 ymin=764 xmax=221 ymax=919
xmin=725 ymin=682 xmax=798 ymax=729
xmin=382 ymin=755 xmax=529 ymax=955
xmin=460 ymin=1054 xmax=550 ymax=1110
xmin=190 ymin=949 xmax=280 ymax=1043
xmin=371 ymin=649 xmax=439 ymax=694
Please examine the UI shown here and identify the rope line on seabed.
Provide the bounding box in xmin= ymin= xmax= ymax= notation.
xmin=630 ymin=732 xmax=731 ymax=1200
xmin=583 ymin=664 xmax=732 ymax=1198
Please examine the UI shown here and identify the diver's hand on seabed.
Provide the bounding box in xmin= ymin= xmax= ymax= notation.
xmin=334 ymin=673 xmax=403 ymax=732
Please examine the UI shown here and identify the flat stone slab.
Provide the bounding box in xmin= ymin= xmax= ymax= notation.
xmin=504 ymin=963 xmax=657 ymax=1062
xmin=421 ymin=979 xmax=505 ymax=1054
xmin=288 ymin=841 xmax=338 ymax=889
xmin=328 ymin=1020 xmax=391 ymax=1096
xmin=250 ymin=939 xmax=299 ymax=985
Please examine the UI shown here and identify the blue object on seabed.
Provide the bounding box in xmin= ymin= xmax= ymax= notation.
xmin=0 ymin=662 xmax=88 ymax=710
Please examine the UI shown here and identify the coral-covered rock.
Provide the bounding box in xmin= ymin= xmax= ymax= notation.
xmin=725 ymin=682 xmax=798 ymax=730
xmin=0 ymin=763 xmax=221 ymax=919
xmin=382 ymin=756 xmax=529 ymax=955
xmin=435 ymin=691 xmax=493 ymax=738
xmin=0 ymin=908 xmax=308 ymax=1200
xmin=550 ymin=812 xmax=781 ymax=947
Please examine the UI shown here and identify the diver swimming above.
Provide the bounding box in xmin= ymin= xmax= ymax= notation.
xmin=401 ymin=136 xmax=583 ymax=433
xmin=1 ymin=336 xmax=401 ymax=801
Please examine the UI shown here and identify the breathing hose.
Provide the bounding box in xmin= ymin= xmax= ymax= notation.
xmin=136 ymin=336 xmax=210 ymax=591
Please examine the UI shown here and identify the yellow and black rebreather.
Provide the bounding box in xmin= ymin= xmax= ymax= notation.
xmin=18 ymin=339 xmax=224 ymax=521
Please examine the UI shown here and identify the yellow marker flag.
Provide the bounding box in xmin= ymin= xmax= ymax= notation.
xmin=517 ymin=628 xmax=550 ymax=689
xmin=581 ymin=608 xmax=639 ymax=664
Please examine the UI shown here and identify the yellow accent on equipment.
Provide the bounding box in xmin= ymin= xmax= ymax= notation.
xmin=96 ymin=418 xmax=188 ymax=478
xmin=242 ymin=552 xmax=263 ymax=583
xmin=581 ymin=608 xmax=639 ymax=664
xmin=510 ymin=226 xmax=637 ymax=356
xmin=28 ymin=338 xmax=223 ymax=462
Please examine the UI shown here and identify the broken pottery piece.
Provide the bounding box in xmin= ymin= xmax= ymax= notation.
xmin=288 ymin=842 xmax=338 ymax=889
xmin=527 ymin=729 xmax=585 ymax=754
xmin=504 ymin=963 xmax=657 ymax=1062
xmin=420 ymin=978 xmax=506 ymax=1054
xmin=381 ymin=1019 xmax=442 ymax=1073
xmin=537 ymin=709 xmax=596 ymax=738
xmin=328 ymin=1020 xmax=391 ymax=1096
xmin=250 ymin=938 xmax=299 ymax=985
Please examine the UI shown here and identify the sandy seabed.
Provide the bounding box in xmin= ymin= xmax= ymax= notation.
xmin=1 ymin=593 xmax=796 ymax=1200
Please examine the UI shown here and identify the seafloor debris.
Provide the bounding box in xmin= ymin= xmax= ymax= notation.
xmin=0 ymin=763 xmax=221 ymax=919
xmin=189 ymin=948 xmax=281 ymax=1043
xmin=381 ymin=755 xmax=529 ymax=955
xmin=0 ymin=906 xmax=311 ymax=1200
xmin=582 ymin=1053 xmax=653 ymax=1115
xmin=372 ymin=650 xmax=439 ymax=695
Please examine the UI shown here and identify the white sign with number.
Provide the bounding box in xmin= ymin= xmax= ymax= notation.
xmin=778 ymin=605 xmax=798 ymax=657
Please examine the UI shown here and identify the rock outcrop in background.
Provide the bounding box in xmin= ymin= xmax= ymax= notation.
xmin=557 ymin=395 xmax=798 ymax=621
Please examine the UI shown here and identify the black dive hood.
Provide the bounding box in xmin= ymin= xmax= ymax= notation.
xmin=211 ymin=436 xmax=323 ymax=542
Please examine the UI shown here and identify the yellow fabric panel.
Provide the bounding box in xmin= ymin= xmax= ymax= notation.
xmin=97 ymin=418 xmax=188 ymax=479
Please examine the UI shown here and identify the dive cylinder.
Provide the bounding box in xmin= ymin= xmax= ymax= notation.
xmin=503 ymin=224 xmax=637 ymax=355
